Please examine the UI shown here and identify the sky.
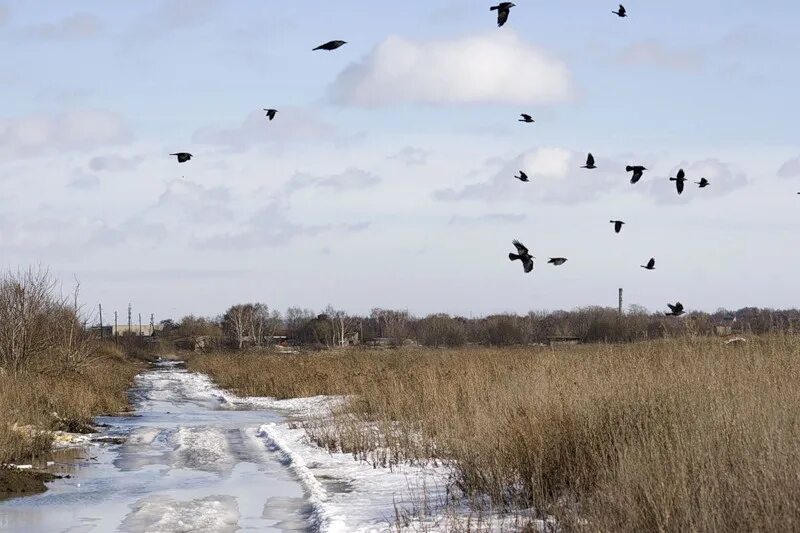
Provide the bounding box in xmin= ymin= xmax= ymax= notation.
xmin=1 ymin=0 xmax=799 ymax=321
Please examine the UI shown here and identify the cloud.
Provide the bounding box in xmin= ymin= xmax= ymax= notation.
xmin=68 ymin=172 xmax=100 ymax=190
xmin=200 ymin=200 xmax=369 ymax=250
xmin=285 ymin=168 xmax=381 ymax=194
xmin=153 ymin=180 xmax=233 ymax=224
xmin=193 ymin=108 xmax=340 ymax=150
xmin=127 ymin=0 xmax=221 ymax=40
xmin=449 ymin=213 xmax=525 ymax=225
xmin=389 ymin=147 xmax=430 ymax=166
xmin=617 ymin=40 xmax=705 ymax=72
xmin=330 ymin=32 xmax=573 ymax=107
xmin=641 ymin=159 xmax=747 ymax=204
xmin=0 ymin=6 xmax=9 ymax=26
xmin=778 ymin=155 xmax=800 ymax=179
xmin=0 ymin=213 xmax=121 ymax=257
xmin=0 ymin=109 xmax=131 ymax=156
xmin=434 ymin=147 xmax=617 ymax=205
xmin=24 ymin=13 xmax=102 ymax=41
xmin=89 ymin=155 xmax=144 ymax=172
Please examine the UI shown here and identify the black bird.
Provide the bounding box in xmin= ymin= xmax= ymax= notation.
xmin=666 ymin=302 xmax=685 ymax=317
xmin=612 ymin=4 xmax=627 ymax=17
xmin=582 ymin=153 xmax=596 ymax=169
xmin=509 ymin=240 xmax=534 ymax=273
xmin=610 ymin=220 xmax=625 ymax=233
xmin=519 ymin=113 xmax=534 ymax=123
xmin=313 ymin=40 xmax=347 ymax=51
xmin=641 ymin=258 xmax=656 ymax=270
xmin=490 ymin=2 xmax=515 ymax=27
xmin=514 ymin=171 xmax=530 ymax=182
xmin=263 ymin=109 xmax=278 ymax=121
xmin=170 ymin=152 xmax=192 ymax=163
xmin=626 ymin=165 xmax=647 ymax=184
xmin=670 ymin=169 xmax=687 ymax=194
xmin=696 ymin=177 xmax=710 ymax=188
xmin=548 ymin=258 xmax=568 ymax=266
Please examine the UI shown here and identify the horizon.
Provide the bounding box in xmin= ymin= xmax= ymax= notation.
xmin=2 ymin=1 xmax=799 ymax=321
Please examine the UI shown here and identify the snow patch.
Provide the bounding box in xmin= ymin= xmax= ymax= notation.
xmin=121 ymin=495 xmax=239 ymax=532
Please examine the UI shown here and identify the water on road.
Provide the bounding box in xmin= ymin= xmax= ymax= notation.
xmin=0 ymin=362 xmax=311 ymax=532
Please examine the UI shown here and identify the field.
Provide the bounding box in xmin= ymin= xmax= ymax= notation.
xmin=190 ymin=335 xmax=800 ymax=532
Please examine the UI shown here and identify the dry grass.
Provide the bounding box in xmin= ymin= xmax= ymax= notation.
xmin=0 ymin=343 xmax=143 ymax=464
xmin=191 ymin=336 xmax=800 ymax=532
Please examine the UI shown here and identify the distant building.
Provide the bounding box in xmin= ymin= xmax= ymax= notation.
xmin=111 ymin=324 xmax=164 ymax=337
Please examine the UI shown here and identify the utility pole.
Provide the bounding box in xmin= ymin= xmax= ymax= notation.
xmin=98 ymin=304 xmax=103 ymax=340
xmin=150 ymin=313 xmax=155 ymax=336
xmin=138 ymin=313 xmax=142 ymax=336
xmin=114 ymin=311 xmax=118 ymax=340
xmin=128 ymin=303 xmax=132 ymax=332
xmin=618 ymin=288 xmax=623 ymax=316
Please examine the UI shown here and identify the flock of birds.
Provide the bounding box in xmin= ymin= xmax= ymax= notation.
xmin=168 ymin=4 xmax=694 ymax=317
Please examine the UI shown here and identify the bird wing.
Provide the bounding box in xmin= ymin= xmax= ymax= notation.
xmin=674 ymin=302 xmax=684 ymax=312
xmin=677 ymin=169 xmax=685 ymax=180
xmin=512 ymin=240 xmax=529 ymax=255
xmin=677 ymin=179 xmax=685 ymax=194
xmin=619 ymin=5 xmax=626 ymax=15
xmin=587 ymin=153 xmax=595 ymax=166
xmin=630 ymin=169 xmax=642 ymax=184
xmin=497 ymin=7 xmax=510 ymax=26
xmin=523 ymin=257 xmax=534 ymax=273
xmin=647 ymin=258 xmax=655 ymax=269
xmin=521 ymin=113 xmax=531 ymax=121
xmin=520 ymin=171 xmax=528 ymax=180
xmin=668 ymin=303 xmax=678 ymax=312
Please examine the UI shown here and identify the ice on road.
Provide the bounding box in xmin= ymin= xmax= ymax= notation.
xmin=0 ymin=363 xmax=310 ymax=532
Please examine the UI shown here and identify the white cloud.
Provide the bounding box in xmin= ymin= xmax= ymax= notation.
xmin=640 ymin=159 xmax=747 ymax=204
xmin=68 ymin=172 xmax=100 ymax=190
xmin=0 ymin=109 xmax=131 ymax=156
xmin=778 ymin=155 xmax=800 ymax=179
xmin=618 ymin=40 xmax=704 ymax=72
xmin=330 ymin=32 xmax=573 ymax=106
xmin=285 ymin=168 xmax=381 ymax=194
xmin=89 ymin=154 xmax=144 ymax=172
xmin=24 ymin=12 xmax=102 ymax=41
xmin=389 ymin=147 xmax=430 ymax=166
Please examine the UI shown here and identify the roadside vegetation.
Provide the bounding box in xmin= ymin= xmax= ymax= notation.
xmin=0 ymin=268 xmax=144 ymax=496
xmin=191 ymin=335 xmax=800 ymax=532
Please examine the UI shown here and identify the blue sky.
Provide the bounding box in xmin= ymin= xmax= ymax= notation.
xmin=0 ymin=1 xmax=798 ymax=320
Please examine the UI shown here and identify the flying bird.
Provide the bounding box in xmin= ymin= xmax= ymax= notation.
xmin=515 ymin=171 xmax=530 ymax=182
xmin=582 ymin=153 xmax=596 ymax=169
xmin=490 ymin=2 xmax=515 ymax=27
xmin=313 ymin=40 xmax=347 ymax=51
xmin=548 ymin=258 xmax=568 ymax=266
xmin=612 ymin=4 xmax=627 ymax=17
xmin=626 ymin=165 xmax=647 ymax=184
xmin=610 ymin=220 xmax=625 ymax=234
xmin=509 ymin=240 xmax=534 ymax=273
xmin=666 ymin=302 xmax=685 ymax=317
xmin=696 ymin=177 xmax=710 ymax=188
xmin=170 ymin=152 xmax=192 ymax=163
xmin=263 ymin=109 xmax=278 ymax=121
xmin=641 ymin=258 xmax=656 ymax=270
xmin=519 ymin=113 xmax=534 ymax=123
xmin=670 ymin=169 xmax=687 ymax=194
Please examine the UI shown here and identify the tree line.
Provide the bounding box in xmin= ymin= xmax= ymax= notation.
xmin=159 ymin=303 xmax=800 ymax=350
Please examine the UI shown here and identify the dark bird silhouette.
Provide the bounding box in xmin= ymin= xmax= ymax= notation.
xmin=666 ymin=302 xmax=685 ymax=317
xmin=519 ymin=113 xmax=534 ymax=123
xmin=548 ymin=258 xmax=568 ymax=266
xmin=490 ymin=2 xmax=515 ymax=27
xmin=670 ymin=169 xmax=687 ymax=194
xmin=610 ymin=220 xmax=625 ymax=233
xmin=313 ymin=40 xmax=347 ymax=51
xmin=582 ymin=153 xmax=596 ymax=169
xmin=626 ymin=165 xmax=647 ymax=184
xmin=509 ymin=240 xmax=534 ymax=273
xmin=641 ymin=258 xmax=656 ymax=270
xmin=696 ymin=177 xmax=710 ymax=188
xmin=263 ymin=109 xmax=278 ymax=121
xmin=612 ymin=4 xmax=627 ymax=17
xmin=170 ymin=152 xmax=192 ymax=163
xmin=514 ymin=171 xmax=530 ymax=182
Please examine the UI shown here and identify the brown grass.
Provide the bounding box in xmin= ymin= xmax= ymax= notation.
xmin=191 ymin=336 xmax=800 ymax=532
xmin=0 ymin=343 xmax=143 ymax=464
